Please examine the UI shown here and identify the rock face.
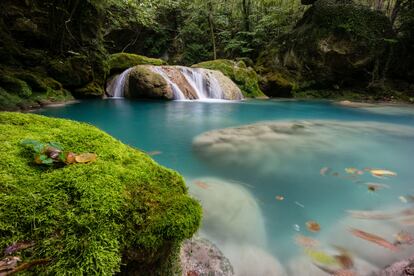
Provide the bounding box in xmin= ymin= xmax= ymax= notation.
xmin=193 ymin=59 xmax=265 ymax=98
xmin=180 ymin=237 xmax=234 ymax=276
xmin=127 ymin=65 xmax=173 ymax=99
xmin=0 ymin=112 xmax=201 ymax=275
xmin=278 ymin=0 xmax=395 ymax=88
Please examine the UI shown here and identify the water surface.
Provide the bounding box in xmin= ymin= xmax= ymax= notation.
xmin=38 ymin=99 xmax=414 ymax=275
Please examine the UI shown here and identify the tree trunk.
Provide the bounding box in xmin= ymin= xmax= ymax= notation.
xmin=207 ymin=1 xmax=217 ymax=60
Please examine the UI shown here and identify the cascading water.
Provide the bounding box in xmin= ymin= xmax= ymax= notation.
xmin=150 ymin=67 xmax=186 ymax=100
xmin=178 ymin=67 xmax=226 ymax=100
xmin=110 ymin=68 xmax=133 ymax=98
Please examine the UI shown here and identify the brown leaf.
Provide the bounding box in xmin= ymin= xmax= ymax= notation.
xmin=306 ymin=221 xmax=321 ymax=232
xmin=75 ymin=153 xmax=97 ymax=163
xmin=65 ymin=152 xmax=77 ymax=164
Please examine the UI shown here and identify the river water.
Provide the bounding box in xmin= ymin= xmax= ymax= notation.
xmin=38 ymin=99 xmax=414 ymax=275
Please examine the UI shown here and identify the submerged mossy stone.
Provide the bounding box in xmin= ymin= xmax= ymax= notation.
xmin=127 ymin=65 xmax=173 ymax=99
xmin=0 ymin=112 xmax=201 ymax=275
xmin=279 ymin=0 xmax=395 ymax=88
xmin=192 ymin=59 xmax=265 ymax=98
xmin=109 ymin=53 xmax=167 ymax=74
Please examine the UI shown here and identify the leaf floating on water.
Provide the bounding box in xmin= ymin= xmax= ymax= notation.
xmin=345 ymin=168 xmax=358 ymax=175
xmin=347 ymin=210 xmax=393 ymax=220
xmin=295 ymin=234 xmax=320 ymax=248
xmin=305 ymin=248 xmax=338 ymax=266
xmin=194 ymin=180 xmax=209 ymax=190
xmin=306 ymin=221 xmax=321 ymax=233
xmin=332 ymin=246 xmax=354 ymax=269
xmin=394 ymin=231 xmax=414 ymax=246
xmin=295 ymin=201 xmax=305 ymax=208
xmin=275 ymin=195 xmax=285 ymax=201
xmin=147 ymin=151 xmax=162 ymax=156
xmin=349 ymin=228 xmax=398 ymax=251
xmin=320 ymin=167 xmax=331 ymax=176
xmin=74 ymin=153 xmax=97 ymax=163
xmin=399 ymin=196 xmax=408 ymax=204
xmin=370 ymin=169 xmax=397 ymax=178
xmin=366 ymin=183 xmax=390 ymax=192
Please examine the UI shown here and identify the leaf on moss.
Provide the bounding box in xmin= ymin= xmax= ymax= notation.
xmin=75 ymin=153 xmax=97 ymax=163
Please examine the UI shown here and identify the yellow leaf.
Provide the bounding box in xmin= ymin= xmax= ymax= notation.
xmin=75 ymin=153 xmax=97 ymax=163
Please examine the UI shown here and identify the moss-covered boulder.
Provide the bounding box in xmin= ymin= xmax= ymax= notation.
xmin=192 ymin=60 xmax=265 ymax=98
xmin=127 ymin=65 xmax=173 ymax=99
xmin=0 ymin=68 xmax=73 ymax=110
xmin=0 ymin=112 xmax=201 ymax=275
xmin=109 ymin=53 xmax=167 ymax=74
xmin=278 ymin=0 xmax=395 ymax=88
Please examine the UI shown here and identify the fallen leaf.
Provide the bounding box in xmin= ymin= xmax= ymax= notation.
xmin=65 ymin=152 xmax=77 ymax=164
xmin=394 ymin=231 xmax=414 ymax=246
xmin=194 ymin=180 xmax=209 ymax=190
xmin=320 ymin=167 xmax=331 ymax=176
xmin=306 ymin=221 xmax=321 ymax=232
xmin=305 ymin=248 xmax=338 ymax=266
xmin=366 ymin=183 xmax=390 ymax=192
xmin=75 ymin=153 xmax=97 ymax=163
xmin=275 ymin=195 xmax=284 ymax=201
xmin=349 ymin=228 xmax=398 ymax=251
xmin=345 ymin=168 xmax=358 ymax=175
xmin=295 ymin=234 xmax=320 ymax=248
xmin=347 ymin=210 xmax=393 ymax=220
xmin=370 ymin=169 xmax=397 ymax=178
xmin=147 ymin=151 xmax=162 ymax=156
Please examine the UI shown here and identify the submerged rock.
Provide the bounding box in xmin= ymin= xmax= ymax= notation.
xmin=180 ymin=237 xmax=234 ymax=276
xmin=192 ymin=120 xmax=414 ymax=173
xmin=188 ymin=178 xmax=266 ymax=246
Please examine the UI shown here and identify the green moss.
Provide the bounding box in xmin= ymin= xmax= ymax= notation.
xmin=0 ymin=74 xmax=32 ymax=98
xmin=193 ymin=59 xmax=265 ymax=98
xmin=73 ymin=82 xmax=105 ymax=98
xmin=48 ymin=56 xmax=93 ymax=87
xmin=109 ymin=53 xmax=167 ymax=74
xmin=0 ymin=87 xmax=21 ymax=110
xmin=0 ymin=112 xmax=201 ymax=275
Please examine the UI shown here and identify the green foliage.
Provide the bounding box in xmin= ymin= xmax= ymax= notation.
xmin=194 ymin=59 xmax=265 ymax=97
xmin=0 ymin=112 xmax=201 ymax=275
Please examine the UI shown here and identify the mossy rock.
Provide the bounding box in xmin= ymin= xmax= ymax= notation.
xmin=0 ymin=73 xmax=31 ymax=98
xmin=0 ymin=112 xmax=201 ymax=275
xmin=260 ymin=72 xmax=296 ymax=98
xmin=109 ymin=53 xmax=167 ymax=74
xmin=192 ymin=59 xmax=265 ymax=98
xmin=73 ymin=82 xmax=105 ymax=98
xmin=127 ymin=65 xmax=173 ymax=99
xmin=48 ymin=56 xmax=93 ymax=87
xmin=279 ymin=0 xmax=395 ymax=87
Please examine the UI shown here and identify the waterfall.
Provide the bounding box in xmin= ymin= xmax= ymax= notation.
xmin=179 ymin=67 xmax=228 ymax=100
xmin=110 ymin=68 xmax=133 ymax=98
xmin=107 ymin=65 xmax=243 ymax=101
xmin=150 ymin=67 xmax=186 ymax=100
